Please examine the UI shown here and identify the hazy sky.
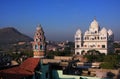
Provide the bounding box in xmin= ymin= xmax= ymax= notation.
xmin=0 ymin=0 xmax=120 ymax=41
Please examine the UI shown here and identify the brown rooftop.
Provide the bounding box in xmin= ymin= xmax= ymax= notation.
xmin=0 ymin=58 xmax=40 ymax=79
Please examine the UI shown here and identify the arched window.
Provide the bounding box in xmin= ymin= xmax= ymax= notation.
xmin=35 ymin=45 xmax=38 ymax=49
xmin=95 ymin=31 xmax=97 ymax=33
xmin=98 ymin=45 xmax=100 ymax=47
xmin=40 ymin=45 xmax=43 ymax=50
xmin=77 ymin=52 xmax=79 ymax=55
xmin=87 ymin=37 xmax=89 ymax=40
xmin=84 ymin=45 xmax=87 ymax=47
xmin=81 ymin=50 xmax=85 ymax=55
xmin=98 ymin=37 xmax=99 ymax=39
xmin=36 ymin=33 xmax=38 ymax=35
xmin=95 ymin=37 xmax=96 ymax=39
xmin=77 ymin=45 xmax=80 ymax=48
xmin=102 ymin=45 xmax=105 ymax=48
xmin=76 ymin=38 xmax=80 ymax=40
xmin=36 ymin=39 xmax=38 ymax=42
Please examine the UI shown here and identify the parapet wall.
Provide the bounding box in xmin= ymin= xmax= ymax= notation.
xmin=54 ymin=56 xmax=72 ymax=61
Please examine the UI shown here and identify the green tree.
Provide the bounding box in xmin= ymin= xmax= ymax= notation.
xmin=84 ymin=50 xmax=104 ymax=62
xmin=100 ymin=62 xmax=115 ymax=69
xmin=100 ymin=55 xmax=120 ymax=69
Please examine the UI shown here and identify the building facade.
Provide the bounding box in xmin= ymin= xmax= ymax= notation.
xmin=32 ymin=24 xmax=46 ymax=58
xmin=75 ymin=19 xmax=114 ymax=55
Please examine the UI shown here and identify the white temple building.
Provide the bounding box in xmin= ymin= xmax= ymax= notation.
xmin=75 ymin=19 xmax=114 ymax=55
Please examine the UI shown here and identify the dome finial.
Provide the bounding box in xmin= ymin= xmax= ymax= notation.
xmin=38 ymin=24 xmax=41 ymax=27
xmin=94 ymin=16 xmax=96 ymax=21
xmin=36 ymin=24 xmax=42 ymax=30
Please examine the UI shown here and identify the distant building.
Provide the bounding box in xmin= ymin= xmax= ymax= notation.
xmin=32 ymin=24 xmax=46 ymax=58
xmin=46 ymin=44 xmax=58 ymax=51
xmin=18 ymin=42 xmax=25 ymax=45
xmin=75 ymin=18 xmax=114 ymax=55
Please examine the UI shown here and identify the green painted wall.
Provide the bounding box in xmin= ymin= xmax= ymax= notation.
xmin=52 ymin=70 xmax=106 ymax=79
xmin=40 ymin=63 xmax=49 ymax=79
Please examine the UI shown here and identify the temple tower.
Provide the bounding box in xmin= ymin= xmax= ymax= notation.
xmin=33 ymin=24 xmax=46 ymax=58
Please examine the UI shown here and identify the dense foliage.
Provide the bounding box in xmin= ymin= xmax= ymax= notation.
xmin=84 ymin=52 xmax=120 ymax=69
xmin=100 ymin=54 xmax=120 ymax=69
xmin=84 ymin=49 xmax=104 ymax=62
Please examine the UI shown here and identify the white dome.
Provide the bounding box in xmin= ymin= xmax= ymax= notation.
xmin=101 ymin=27 xmax=107 ymax=34
xmin=36 ymin=24 xmax=42 ymax=30
xmin=108 ymin=29 xmax=113 ymax=35
xmin=76 ymin=29 xmax=82 ymax=35
xmin=90 ymin=19 xmax=99 ymax=29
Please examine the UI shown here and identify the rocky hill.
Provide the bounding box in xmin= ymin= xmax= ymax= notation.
xmin=0 ymin=27 xmax=33 ymax=45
